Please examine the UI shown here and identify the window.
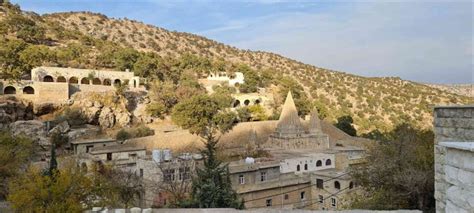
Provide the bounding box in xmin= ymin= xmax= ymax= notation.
xmin=297 ymin=165 xmax=300 ymax=171
xmin=349 ymin=181 xmax=354 ymax=189
xmin=334 ymin=181 xmax=341 ymax=190
xmin=106 ymin=153 xmax=112 ymax=161
xmin=284 ymin=194 xmax=289 ymax=200
xmin=260 ymin=171 xmax=267 ymax=182
xmin=326 ymin=159 xmax=332 ymax=166
xmin=318 ymin=195 xmax=323 ymax=203
xmin=179 ymin=167 xmax=190 ymax=181
xmin=266 ymin=199 xmax=272 ymax=207
xmin=316 ymin=160 xmax=322 ymax=167
xmin=238 ymin=174 xmax=245 ymax=184
xmin=300 ymin=191 xmax=306 ymax=200
xmin=164 ymin=169 xmax=175 ymax=182
xmin=86 ymin=145 xmax=93 ymax=153
xmin=304 ymin=164 xmax=308 ymax=170
xmin=139 ymin=169 xmax=144 ymax=177
xmin=331 ymin=198 xmax=337 ymax=207
xmin=316 ymin=178 xmax=324 ymax=189
xmin=129 ymin=153 xmax=137 ymax=159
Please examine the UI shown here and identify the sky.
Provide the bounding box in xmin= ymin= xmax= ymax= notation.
xmin=12 ymin=0 xmax=473 ymax=84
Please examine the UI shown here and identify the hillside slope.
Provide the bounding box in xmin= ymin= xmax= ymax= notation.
xmin=1 ymin=4 xmax=472 ymax=134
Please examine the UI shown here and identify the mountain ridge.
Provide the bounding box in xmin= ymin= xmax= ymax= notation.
xmin=1 ymin=4 xmax=472 ymax=134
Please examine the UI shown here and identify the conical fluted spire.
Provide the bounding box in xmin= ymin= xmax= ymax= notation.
xmin=275 ymin=91 xmax=304 ymax=135
xmin=309 ymin=108 xmax=323 ymax=134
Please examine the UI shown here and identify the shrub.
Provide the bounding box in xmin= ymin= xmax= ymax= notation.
xmin=131 ymin=125 xmax=154 ymax=138
xmin=116 ymin=129 xmax=131 ymax=141
xmin=56 ymin=107 xmax=87 ymax=127
xmin=146 ymin=102 xmax=166 ymax=118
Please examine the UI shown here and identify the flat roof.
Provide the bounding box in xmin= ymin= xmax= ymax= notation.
xmin=71 ymin=138 xmax=117 ymax=145
xmin=90 ymin=144 xmax=146 ymax=154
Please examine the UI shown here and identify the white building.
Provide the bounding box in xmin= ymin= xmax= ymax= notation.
xmin=207 ymin=72 xmax=245 ymax=87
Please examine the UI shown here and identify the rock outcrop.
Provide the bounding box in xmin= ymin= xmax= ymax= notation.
xmin=9 ymin=120 xmax=49 ymax=146
xmin=0 ymin=97 xmax=34 ymax=128
xmin=70 ymin=92 xmax=134 ymax=129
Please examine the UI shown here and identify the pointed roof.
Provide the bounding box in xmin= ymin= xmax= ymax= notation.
xmin=309 ymin=108 xmax=323 ymax=134
xmin=275 ymin=91 xmax=305 ymax=134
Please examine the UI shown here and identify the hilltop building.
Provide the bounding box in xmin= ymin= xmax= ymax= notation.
xmin=206 ymin=71 xmax=245 ymax=87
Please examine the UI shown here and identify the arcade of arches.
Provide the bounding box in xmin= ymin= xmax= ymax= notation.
xmin=37 ymin=75 xmax=138 ymax=88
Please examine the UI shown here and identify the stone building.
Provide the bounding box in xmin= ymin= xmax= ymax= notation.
xmin=227 ymin=91 xmax=366 ymax=210
xmin=265 ymin=91 xmax=329 ymax=150
xmin=0 ymin=66 xmax=143 ymax=104
xmin=207 ymin=71 xmax=245 ymax=87
xmin=433 ymin=105 xmax=474 ymax=212
xmin=135 ymin=151 xmax=203 ymax=207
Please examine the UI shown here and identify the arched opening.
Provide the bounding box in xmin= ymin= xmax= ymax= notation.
xmin=254 ymin=99 xmax=261 ymax=105
xmin=80 ymin=78 xmax=90 ymax=85
xmin=304 ymin=164 xmax=308 ymax=170
xmin=234 ymin=82 xmax=240 ymax=87
xmin=22 ymin=86 xmax=34 ymax=94
xmin=103 ymin=78 xmax=111 ymax=86
xmin=325 ymin=159 xmax=332 ymax=166
xmin=316 ymin=160 xmax=322 ymax=167
xmin=296 ymin=165 xmax=300 ymax=172
xmin=57 ymin=76 xmax=67 ymax=82
xmin=114 ymin=79 xmax=121 ymax=86
xmin=92 ymin=78 xmax=101 ymax=85
xmin=133 ymin=80 xmax=137 ymax=88
xmin=4 ymin=86 xmax=16 ymax=94
xmin=69 ymin=77 xmax=78 ymax=84
xmin=233 ymin=100 xmax=240 ymax=108
xmin=244 ymin=99 xmax=250 ymax=106
xmin=349 ymin=181 xmax=354 ymax=189
xmin=43 ymin=75 xmax=54 ymax=82
xmin=334 ymin=181 xmax=340 ymax=190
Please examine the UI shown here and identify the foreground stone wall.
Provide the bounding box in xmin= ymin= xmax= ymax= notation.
xmin=86 ymin=208 xmax=421 ymax=213
xmin=433 ymin=105 xmax=474 ymax=213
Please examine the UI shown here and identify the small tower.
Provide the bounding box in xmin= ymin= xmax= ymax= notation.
xmin=274 ymin=91 xmax=305 ymax=137
xmin=309 ymin=108 xmax=323 ymax=134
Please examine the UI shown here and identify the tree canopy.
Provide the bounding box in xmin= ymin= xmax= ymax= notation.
xmin=171 ymin=94 xmax=242 ymax=209
xmin=350 ymin=123 xmax=435 ymax=211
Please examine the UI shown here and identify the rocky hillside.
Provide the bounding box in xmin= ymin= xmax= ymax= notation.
xmin=1 ymin=3 xmax=472 ymax=134
xmin=425 ymin=84 xmax=473 ymax=98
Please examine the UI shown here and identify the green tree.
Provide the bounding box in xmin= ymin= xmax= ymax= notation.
xmin=350 ymin=124 xmax=435 ymax=211
xmin=237 ymin=65 xmax=260 ymax=93
xmin=114 ymin=48 xmax=139 ymax=71
xmin=0 ymin=131 xmax=34 ymax=199
xmin=237 ymin=107 xmax=251 ymax=122
xmin=171 ymin=94 xmax=243 ymax=208
xmin=335 ymin=115 xmax=357 ymax=136
xmin=19 ymin=45 xmax=55 ymax=71
xmin=148 ymin=80 xmax=178 ymax=114
xmin=7 ymin=161 xmax=122 ymax=212
xmin=0 ymin=38 xmax=28 ymax=80
xmin=248 ymin=105 xmax=267 ymax=121
xmin=133 ymin=53 xmax=163 ymax=79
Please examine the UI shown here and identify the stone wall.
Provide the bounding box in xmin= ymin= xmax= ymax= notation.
xmin=439 ymin=142 xmax=474 ymax=212
xmin=433 ymin=105 xmax=474 ymax=213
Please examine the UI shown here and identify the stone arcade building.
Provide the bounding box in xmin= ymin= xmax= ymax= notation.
xmin=0 ymin=66 xmax=142 ymax=104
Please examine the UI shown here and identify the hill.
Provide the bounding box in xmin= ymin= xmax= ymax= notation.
xmin=0 ymin=2 xmax=472 ymax=134
xmin=425 ymin=84 xmax=473 ymax=98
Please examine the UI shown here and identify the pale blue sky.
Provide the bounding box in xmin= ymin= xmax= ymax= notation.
xmin=13 ymin=0 xmax=473 ymax=84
